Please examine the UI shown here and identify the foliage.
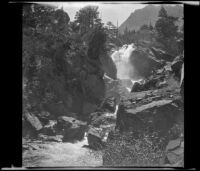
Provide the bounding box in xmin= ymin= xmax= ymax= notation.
xmin=74 ymin=5 xmax=102 ymax=35
xmin=23 ymin=4 xmax=84 ymax=116
xmin=155 ymin=6 xmax=181 ymax=55
xmin=87 ymin=26 xmax=107 ymax=60
xmin=106 ymin=21 xmax=116 ymax=30
xmin=118 ymin=28 xmax=155 ymax=46
xmin=104 ymin=21 xmax=122 ymax=47
xmin=117 ymin=6 xmax=183 ymax=54
xmin=23 ymin=3 xmax=109 ymax=119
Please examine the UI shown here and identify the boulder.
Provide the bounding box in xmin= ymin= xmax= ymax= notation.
xmin=131 ymin=82 xmax=142 ymax=92
xmin=150 ymin=47 xmax=175 ymax=62
xmin=24 ymin=112 xmax=43 ymax=131
xmin=164 ymin=136 xmax=184 ymax=166
xmin=166 ymin=145 xmax=184 ymax=166
xmin=38 ymin=111 xmax=52 ymax=125
xmin=131 ymin=78 xmax=162 ymax=92
xmin=129 ymin=47 xmax=163 ymax=78
xmin=142 ymin=78 xmax=158 ymax=90
xmin=56 ymin=116 xmax=87 ymax=142
xmin=116 ymin=104 xmax=145 ymax=133
xmin=166 ymin=152 xmax=182 ymax=165
xmin=116 ymin=99 xmax=183 ymax=136
xmin=58 ymin=116 xmax=87 ymax=128
xmin=87 ymin=127 xmax=105 ymax=150
xmin=100 ymin=97 xmax=116 ymax=113
xmin=166 ymin=139 xmax=181 ymax=151
xmin=39 ymin=120 xmax=58 ymax=136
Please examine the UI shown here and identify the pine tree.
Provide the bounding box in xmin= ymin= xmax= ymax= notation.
xmin=155 ymin=6 xmax=180 ymax=55
xmin=155 ymin=6 xmax=178 ymax=40
xmin=158 ymin=6 xmax=168 ymax=18
xmin=74 ymin=6 xmax=102 ymax=35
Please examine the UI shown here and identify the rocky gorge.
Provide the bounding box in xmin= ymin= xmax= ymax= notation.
xmin=23 ymin=42 xmax=184 ymax=167
xmin=22 ymin=3 xmax=184 ymax=168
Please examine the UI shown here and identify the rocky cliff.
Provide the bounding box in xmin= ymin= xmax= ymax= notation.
xmin=119 ymin=4 xmax=183 ymax=34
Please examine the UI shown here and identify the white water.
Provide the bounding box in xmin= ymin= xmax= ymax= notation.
xmin=111 ymin=43 xmax=136 ymax=80
xmin=114 ymin=104 xmax=119 ymax=115
xmin=23 ymin=132 xmax=102 ymax=167
xmin=111 ymin=44 xmax=144 ymax=91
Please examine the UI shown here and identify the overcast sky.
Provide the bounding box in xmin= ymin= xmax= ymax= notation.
xmin=37 ymin=2 xmax=147 ymax=26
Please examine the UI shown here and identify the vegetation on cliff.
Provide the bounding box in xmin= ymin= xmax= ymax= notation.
xmin=22 ymin=3 xmax=184 ymax=167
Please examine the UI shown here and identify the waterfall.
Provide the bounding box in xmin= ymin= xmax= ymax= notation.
xmin=111 ymin=43 xmax=136 ymax=80
xmin=110 ymin=43 xmax=143 ymax=91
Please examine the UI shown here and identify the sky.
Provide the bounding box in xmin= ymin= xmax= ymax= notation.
xmin=37 ymin=2 xmax=147 ymax=26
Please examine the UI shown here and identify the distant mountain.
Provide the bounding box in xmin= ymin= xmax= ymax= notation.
xmin=119 ymin=5 xmax=183 ymax=34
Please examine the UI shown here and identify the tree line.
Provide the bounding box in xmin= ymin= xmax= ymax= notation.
xmin=118 ymin=6 xmax=184 ymax=55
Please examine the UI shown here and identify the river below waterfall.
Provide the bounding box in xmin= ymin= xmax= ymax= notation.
xmin=23 ymin=133 xmax=103 ymax=167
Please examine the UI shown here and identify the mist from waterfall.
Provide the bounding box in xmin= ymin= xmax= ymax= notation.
xmin=110 ymin=43 xmax=143 ymax=92
xmin=111 ymin=43 xmax=136 ymax=80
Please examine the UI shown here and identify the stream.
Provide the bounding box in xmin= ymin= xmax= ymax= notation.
xmin=23 ymin=131 xmax=103 ymax=167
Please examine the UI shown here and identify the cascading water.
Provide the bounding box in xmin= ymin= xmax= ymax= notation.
xmin=110 ymin=43 xmax=143 ymax=92
xmin=111 ymin=43 xmax=136 ymax=80
xmin=108 ymin=43 xmax=145 ymax=116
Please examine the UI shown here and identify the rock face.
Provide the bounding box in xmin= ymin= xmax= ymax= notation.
xmin=130 ymin=51 xmax=184 ymax=93
xmin=119 ymin=4 xmax=183 ymax=33
xmin=116 ymin=88 xmax=183 ymax=137
xmin=129 ymin=46 xmax=163 ymax=79
xmin=131 ymin=78 xmax=162 ymax=92
xmin=103 ymin=77 xmax=184 ymax=166
xmin=165 ymin=138 xmax=184 ymax=166
xmin=87 ymin=127 xmax=105 ymax=150
xmin=24 ymin=113 xmax=43 ymax=131
xmin=150 ymin=47 xmax=175 ymax=62
xmin=131 ymin=82 xmax=143 ymax=92
xmin=55 ymin=116 xmax=87 ymax=142
xmin=103 ymin=44 xmax=184 ymax=166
